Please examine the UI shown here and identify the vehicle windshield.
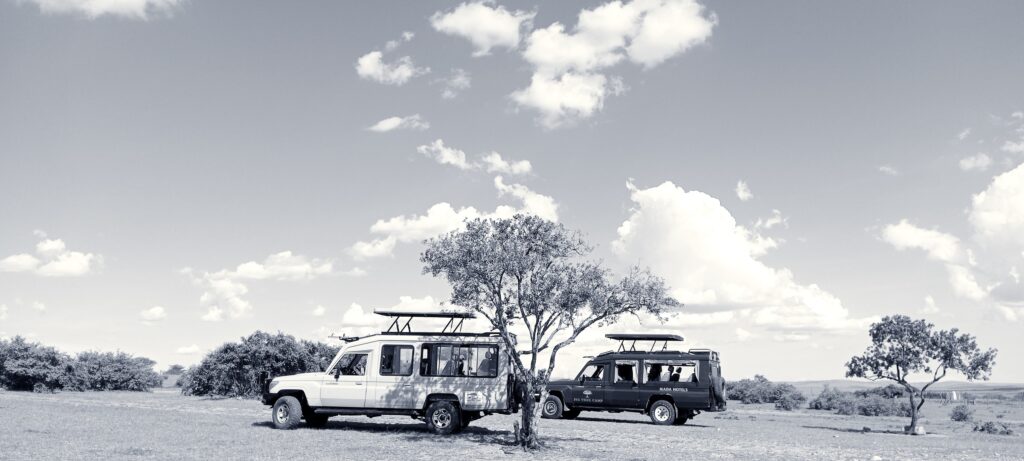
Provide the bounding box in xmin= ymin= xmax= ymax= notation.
xmin=333 ymin=353 xmax=367 ymax=376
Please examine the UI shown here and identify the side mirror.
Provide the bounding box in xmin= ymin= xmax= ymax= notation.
xmin=334 ymin=367 xmax=342 ymax=379
xmin=578 ymin=376 xmax=586 ymax=385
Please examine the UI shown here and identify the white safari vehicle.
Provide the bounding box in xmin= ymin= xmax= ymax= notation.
xmin=261 ymin=311 xmax=518 ymax=434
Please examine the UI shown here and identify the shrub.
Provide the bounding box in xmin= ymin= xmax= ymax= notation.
xmin=0 ymin=337 xmax=71 ymax=391
xmin=854 ymin=395 xmax=912 ymax=417
xmin=809 ymin=386 xmax=852 ymax=411
xmin=773 ymin=384 xmax=807 ymax=411
xmin=974 ymin=421 xmax=1014 ymax=436
xmin=0 ymin=336 xmax=162 ymax=392
xmin=64 ymin=351 xmax=163 ymax=391
xmin=180 ymin=331 xmax=340 ymax=398
xmin=854 ymin=384 xmax=905 ymax=399
xmin=950 ymin=404 xmax=973 ymax=422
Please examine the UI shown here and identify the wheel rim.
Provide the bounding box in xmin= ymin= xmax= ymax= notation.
xmin=544 ymin=400 xmax=558 ymax=415
xmin=654 ymin=406 xmax=670 ymax=421
xmin=432 ymin=408 xmax=451 ymax=428
xmin=276 ymin=405 xmax=289 ymax=423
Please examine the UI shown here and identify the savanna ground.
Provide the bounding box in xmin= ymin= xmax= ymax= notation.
xmin=2 ymin=389 xmax=1022 ymax=461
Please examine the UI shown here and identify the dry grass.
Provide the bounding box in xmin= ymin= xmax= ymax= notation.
xmin=1 ymin=390 xmax=1022 ymax=460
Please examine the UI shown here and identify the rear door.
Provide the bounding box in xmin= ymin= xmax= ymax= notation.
xmin=321 ymin=351 xmax=369 ymax=408
xmin=371 ymin=344 xmax=416 ymax=409
xmin=606 ymin=360 xmax=640 ymax=409
xmin=569 ymin=363 xmax=607 ymax=408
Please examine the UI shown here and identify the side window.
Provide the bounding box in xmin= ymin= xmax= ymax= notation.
xmin=644 ymin=360 xmax=698 ymax=383
xmin=577 ymin=364 xmax=605 ymax=382
xmin=422 ymin=344 xmax=499 ymax=377
xmin=334 ymin=353 xmax=368 ymax=376
xmin=380 ymin=345 xmax=414 ymax=376
xmin=614 ymin=360 xmax=638 ymax=384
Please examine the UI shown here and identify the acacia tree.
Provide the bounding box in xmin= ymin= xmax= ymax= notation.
xmin=845 ymin=315 xmax=996 ymax=435
xmin=421 ymin=215 xmax=678 ymax=448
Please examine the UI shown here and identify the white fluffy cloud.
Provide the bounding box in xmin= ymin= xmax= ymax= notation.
xmin=312 ymin=305 xmax=327 ymax=317
xmin=140 ymin=306 xmax=167 ymax=323
xmin=350 ymin=178 xmax=557 ymax=260
xmin=368 ymin=114 xmax=429 ymax=132
xmin=417 ymin=139 xmax=475 ymax=170
xmin=881 ymin=220 xmax=986 ymax=301
xmin=612 ymin=181 xmax=871 ymax=334
xmin=21 ymin=0 xmax=182 ymax=19
xmin=482 ymin=152 xmax=532 ymax=175
xmin=355 ymin=51 xmax=429 ymax=86
xmin=959 ymin=153 xmax=992 ymax=172
xmin=431 ymin=2 xmax=535 ymax=56
xmin=512 ymin=0 xmax=715 ymax=128
xmin=735 ymin=180 xmax=752 ymax=201
xmin=186 ymin=251 xmax=337 ymax=321
xmin=175 ymin=344 xmax=200 ymax=354
xmin=0 ymin=236 xmax=99 ymax=277
xmin=440 ymin=68 xmax=472 ymax=99
xmin=970 ymin=163 xmax=1024 ymax=248
xmin=878 ymin=165 xmax=900 ymax=176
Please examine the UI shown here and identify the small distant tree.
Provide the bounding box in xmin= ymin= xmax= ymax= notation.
xmin=165 ymin=364 xmax=186 ymax=375
xmin=845 ymin=315 xmax=996 ymax=434
xmin=422 ymin=215 xmax=678 ymax=448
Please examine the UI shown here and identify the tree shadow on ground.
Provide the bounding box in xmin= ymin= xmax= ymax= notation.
xmin=572 ymin=416 xmax=712 ymax=428
xmin=801 ymin=425 xmax=909 ymax=436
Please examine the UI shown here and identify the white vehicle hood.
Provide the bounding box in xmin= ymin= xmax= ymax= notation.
xmin=272 ymin=372 xmax=324 ymax=382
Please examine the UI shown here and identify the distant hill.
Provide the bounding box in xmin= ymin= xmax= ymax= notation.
xmin=782 ymin=379 xmax=1024 ymax=397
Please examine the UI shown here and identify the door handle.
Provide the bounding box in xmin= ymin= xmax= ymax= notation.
xmin=355 ymin=382 xmax=363 ymax=386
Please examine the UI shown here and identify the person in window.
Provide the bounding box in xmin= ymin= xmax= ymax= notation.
xmin=351 ymin=355 xmax=366 ymax=376
xmin=478 ymin=351 xmax=495 ymax=376
xmin=648 ymin=364 xmax=662 ymax=383
xmin=689 ymin=371 xmax=698 ymax=383
xmin=669 ymin=366 xmax=681 ymax=382
xmin=456 ymin=355 xmax=467 ymax=376
xmin=616 ymin=364 xmax=634 ymax=383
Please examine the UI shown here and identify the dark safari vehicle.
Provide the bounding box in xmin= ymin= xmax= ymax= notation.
xmin=542 ymin=334 xmax=727 ymax=425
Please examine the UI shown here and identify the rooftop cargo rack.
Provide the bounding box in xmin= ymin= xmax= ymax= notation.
xmin=605 ymin=333 xmax=685 ymax=352
xmin=373 ymin=310 xmax=495 ymax=336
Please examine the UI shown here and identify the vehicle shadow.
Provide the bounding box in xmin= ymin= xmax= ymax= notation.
xmin=572 ymin=416 xmax=712 ymax=428
xmin=801 ymin=425 xmax=907 ymax=435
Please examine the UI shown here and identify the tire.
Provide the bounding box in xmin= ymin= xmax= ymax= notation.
xmin=562 ymin=409 xmax=580 ymax=420
xmin=541 ymin=395 xmax=564 ymax=419
xmin=673 ymin=416 xmax=689 ymax=425
xmin=712 ymin=378 xmax=727 ymax=410
xmin=649 ymin=400 xmax=676 ymax=426
xmin=271 ymin=396 xmax=303 ymax=430
xmin=426 ymin=401 xmax=461 ymax=435
xmin=304 ymin=413 xmax=329 ymax=428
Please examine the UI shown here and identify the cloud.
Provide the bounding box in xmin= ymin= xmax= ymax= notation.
xmin=440 ymin=68 xmax=472 ymax=99
xmin=0 ymin=236 xmax=99 ymax=277
xmin=922 ymin=295 xmax=939 ymax=314
xmin=175 ymin=344 xmax=200 ymax=354
xmin=350 ymin=178 xmax=557 ymax=259
xmin=1004 ymin=141 xmax=1024 ymax=154
xmin=368 ymin=114 xmax=429 ymax=132
xmin=31 ymin=301 xmax=46 ymax=312
xmin=0 ymin=304 xmax=7 ymax=321
xmin=969 ymin=163 xmax=1024 ymax=248
xmin=186 ymin=251 xmax=335 ymax=321
xmin=754 ymin=209 xmax=787 ymax=230
xmin=958 ymin=128 xmax=972 ymax=141
xmin=312 ymin=305 xmax=327 ymax=317
xmin=882 ymin=219 xmax=965 ymax=263
xmin=140 ymin=306 xmax=167 ymax=323
xmin=612 ymin=181 xmax=872 ymax=333
xmin=482 ymin=152 xmax=532 ymax=175
xmin=735 ymin=180 xmax=752 ymax=201
xmin=959 ymin=153 xmax=992 ymax=172
xmin=355 ymin=51 xmax=429 ymax=86
xmin=735 ymin=327 xmax=752 ymax=342
xmin=430 ymin=2 xmax=535 ymax=56
xmin=512 ymin=0 xmax=715 ymax=128
xmin=385 ymin=31 xmax=415 ymax=51
xmin=20 ymin=0 xmax=182 ymax=19
xmin=417 ymin=139 xmax=474 ymax=170
xmin=878 ymin=165 xmax=900 ymax=176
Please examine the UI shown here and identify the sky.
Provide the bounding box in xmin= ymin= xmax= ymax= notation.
xmin=1 ymin=0 xmax=1024 ymax=382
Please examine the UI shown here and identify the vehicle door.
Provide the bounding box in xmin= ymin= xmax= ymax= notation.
xmin=606 ymin=360 xmax=640 ymax=409
xmin=644 ymin=359 xmax=705 ymax=408
xmin=371 ymin=344 xmax=416 ymax=409
xmin=568 ymin=363 xmax=607 ymax=409
xmin=321 ymin=351 xmax=369 ymax=408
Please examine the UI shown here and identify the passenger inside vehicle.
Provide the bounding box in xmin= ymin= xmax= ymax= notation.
xmin=669 ymin=366 xmax=681 ymax=382
xmin=615 ymin=363 xmax=635 ymax=383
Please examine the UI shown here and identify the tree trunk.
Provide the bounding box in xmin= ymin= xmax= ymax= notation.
xmin=907 ymin=391 xmax=920 ymax=434
xmin=517 ymin=381 xmax=540 ymax=449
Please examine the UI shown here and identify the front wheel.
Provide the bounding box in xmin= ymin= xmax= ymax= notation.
xmin=649 ymin=400 xmax=677 ymax=426
xmin=271 ymin=396 xmax=302 ymax=430
xmin=426 ymin=401 xmax=461 ymax=435
xmin=541 ymin=395 xmax=564 ymax=419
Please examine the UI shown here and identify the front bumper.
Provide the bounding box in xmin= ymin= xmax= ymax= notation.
xmin=261 ymin=392 xmax=277 ymax=406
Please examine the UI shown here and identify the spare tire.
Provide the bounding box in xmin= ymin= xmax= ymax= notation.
xmin=711 ymin=377 xmax=727 ymax=410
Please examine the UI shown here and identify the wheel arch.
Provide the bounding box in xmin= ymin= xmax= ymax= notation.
xmin=645 ymin=394 xmax=676 ymax=413
xmin=423 ymin=393 xmax=461 ymax=411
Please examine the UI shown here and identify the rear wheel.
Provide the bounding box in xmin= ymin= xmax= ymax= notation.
xmin=541 ymin=395 xmax=564 ymax=419
xmin=271 ymin=396 xmax=302 ymax=430
xmin=649 ymin=400 xmax=676 ymax=426
xmin=426 ymin=401 xmax=461 ymax=435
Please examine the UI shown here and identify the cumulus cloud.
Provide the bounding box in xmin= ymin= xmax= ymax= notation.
xmin=355 ymin=51 xmax=429 ymax=86
xmin=0 ymin=236 xmax=98 ymax=277
xmin=176 ymin=344 xmax=200 ymax=354
xmin=959 ymin=153 xmax=992 ymax=172
xmin=958 ymin=128 xmax=972 ymax=141
xmin=385 ymin=31 xmax=415 ymax=51
xmin=440 ymin=68 xmax=472 ymax=99
xmin=368 ymin=114 xmax=429 ymax=132
xmin=312 ymin=305 xmax=327 ymax=317
xmin=1004 ymin=141 xmax=1024 ymax=154
xmin=482 ymin=152 xmax=532 ymax=175
xmin=140 ymin=306 xmax=167 ymax=323
xmin=735 ymin=180 xmax=752 ymax=201
xmin=20 ymin=0 xmax=182 ymax=19
xmin=969 ymin=163 xmax=1024 ymax=248
xmin=350 ymin=178 xmax=558 ymax=260
xmin=922 ymin=295 xmax=939 ymax=314
xmin=511 ymin=0 xmax=715 ymax=128
xmin=430 ymin=2 xmax=535 ymax=56
xmin=878 ymin=165 xmax=900 ymax=176
xmin=417 ymin=139 xmax=475 ymax=170
xmin=185 ymin=251 xmax=337 ymax=321
xmin=612 ymin=181 xmax=872 ymax=334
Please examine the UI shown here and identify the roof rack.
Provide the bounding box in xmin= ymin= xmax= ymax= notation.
xmin=374 ymin=310 xmax=477 ymax=335
xmin=328 ymin=334 xmax=362 ymax=343
xmin=606 ymin=333 xmax=684 ymax=352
